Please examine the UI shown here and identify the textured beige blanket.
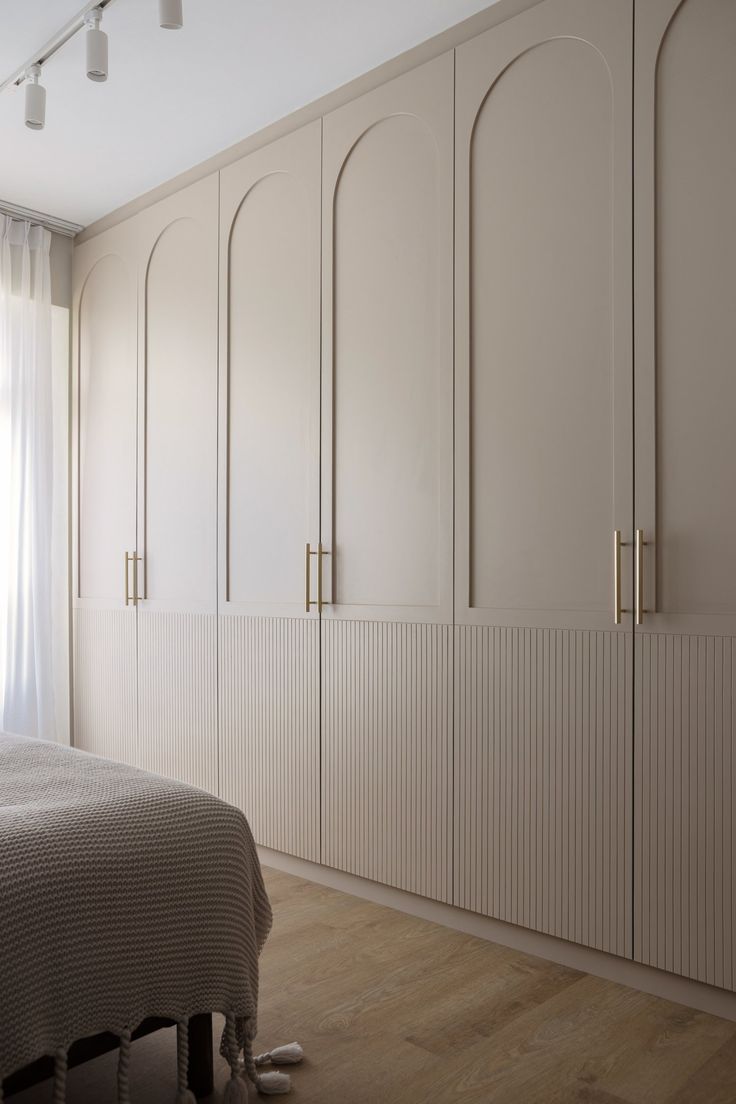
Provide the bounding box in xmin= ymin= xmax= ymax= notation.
xmin=0 ymin=733 xmax=274 ymax=1102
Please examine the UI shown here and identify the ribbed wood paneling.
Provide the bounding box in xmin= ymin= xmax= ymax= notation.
xmin=635 ymin=633 xmax=736 ymax=990
xmin=455 ymin=625 xmax=632 ymax=957
xmin=137 ymin=611 xmax=218 ymax=793
xmin=219 ymin=616 xmax=319 ymax=861
xmin=322 ymin=620 xmax=452 ymax=902
xmin=73 ymin=608 xmax=138 ymax=765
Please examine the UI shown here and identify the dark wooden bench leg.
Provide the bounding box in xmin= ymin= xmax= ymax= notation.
xmin=188 ymin=1013 xmax=214 ymax=1099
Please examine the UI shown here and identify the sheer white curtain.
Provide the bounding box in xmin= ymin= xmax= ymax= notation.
xmin=0 ymin=215 xmax=55 ymax=739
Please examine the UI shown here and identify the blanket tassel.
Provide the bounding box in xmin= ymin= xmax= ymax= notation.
xmin=53 ymin=1047 xmax=68 ymax=1104
xmin=175 ymin=1021 xmax=197 ymax=1104
xmin=243 ymin=1035 xmax=291 ymax=1096
xmin=254 ymin=1042 xmax=303 ymax=1067
xmin=223 ymin=1016 xmax=249 ymax=1102
xmin=118 ymin=1029 xmax=131 ymax=1104
xmin=253 ymin=1071 xmax=292 ymax=1096
xmin=223 ymin=1078 xmax=250 ymax=1102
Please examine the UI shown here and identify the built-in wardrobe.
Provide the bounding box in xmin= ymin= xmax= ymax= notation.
xmin=72 ymin=0 xmax=736 ymax=996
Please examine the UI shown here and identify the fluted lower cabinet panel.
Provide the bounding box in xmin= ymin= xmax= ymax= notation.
xmin=455 ymin=626 xmax=632 ymax=956
xmin=635 ymin=634 xmax=736 ymax=989
xmin=73 ymin=609 xmax=138 ymax=765
xmin=219 ymin=617 xmax=320 ymax=862
xmin=137 ymin=612 xmax=217 ymax=793
xmin=322 ymin=620 xmax=452 ymax=903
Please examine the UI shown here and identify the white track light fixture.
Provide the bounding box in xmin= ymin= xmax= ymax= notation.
xmin=159 ymin=0 xmax=183 ymax=30
xmin=85 ymin=8 xmax=108 ymax=82
xmin=17 ymin=1 xmax=186 ymax=132
xmin=24 ymin=65 xmax=46 ymax=130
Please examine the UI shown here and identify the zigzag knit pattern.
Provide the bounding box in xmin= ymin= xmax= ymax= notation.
xmin=0 ymin=733 xmax=273 ymax=1102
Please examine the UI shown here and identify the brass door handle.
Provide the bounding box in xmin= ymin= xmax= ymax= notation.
xmin=614 ymin=530 xmax=622 ymax=624
xmin=306 ymin=543 xmax=315 ymax=613
xmin=305 ymin=543 xmax=330 ymax=614
xmin=125 ymin=552 xmax=142 ymax=606
xmin=613 ymin=530 xmax=632 ymax=625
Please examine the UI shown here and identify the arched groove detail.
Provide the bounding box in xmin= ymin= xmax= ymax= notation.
xmin=77 ymin=252 xmax=130 ymax=347
xmin=224 ymin=164 xmax=317 ymax=606
xmin=144 ymin=216 xmax=206 ymax=359
xmin=76 ymin=250 xmax=135 ymax=602
xmin=654 ymin=0 xmax=690 ymax=78
xmin=142 ymin=214 xmax=212 ymax=596
xmin=77 ymin=251 xmax=132 ymax=413
xmin=144 ymin=216 xmax=199 ymax=289
xmin=225 ymin=169 xmax=304 ymax=393
xmin=226 ymin=170 xmax=291 ymax=260
xmin=226 ymin=171 xmax=299 ymax=372
xmin=330 ymin=107 xmax=444 ymax=610
xmin=469 ymin=36 xmax=613 ymax=150
xmin=332 ymin=112 xmax=440 ymax=210
xmin=467 ymin=32 xmax=614 ymax=614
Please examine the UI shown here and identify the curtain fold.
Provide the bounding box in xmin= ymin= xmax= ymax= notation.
xmin=0 ymin=214 xmax=55 ymax=739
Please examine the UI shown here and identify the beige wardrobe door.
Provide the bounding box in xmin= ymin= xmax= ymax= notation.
xmin=134 ymin=174 xmax=219 ymax=791
xmin=72 ymin=225 xmax=138 ymax=763
xmin=218 ymin=122 xmax=321 ymax=860
xmin=321 ymin=53 xmax=454 ymax=900
xmin=454 ymin=0 xmax=634 ymax=954
xmin=634 ymin=0 xmax=736 ymax=989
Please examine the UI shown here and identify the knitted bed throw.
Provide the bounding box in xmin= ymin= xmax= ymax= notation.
xmin=0 ymin=733 xmax=275 ymax=1102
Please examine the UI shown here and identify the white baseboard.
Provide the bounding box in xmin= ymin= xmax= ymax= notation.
xmin=258 ymin=845 xmax=736 ymax=1024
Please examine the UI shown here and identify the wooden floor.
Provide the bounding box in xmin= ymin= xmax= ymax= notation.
xmin=13 ymin=867 xmax=736 ymax=1103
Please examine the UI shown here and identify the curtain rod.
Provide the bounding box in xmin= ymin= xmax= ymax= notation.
xmin=0 ymin=200 xmax=84 ymax=239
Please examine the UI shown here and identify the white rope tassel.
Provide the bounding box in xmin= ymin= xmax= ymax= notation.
xmin=243 ymin=1035 xmax=291 ymax=1096
xmin=222 ymin=1015 xmax=249 ymax=1103
xmin=53 ymin=1047 xmax=68 ymax=1104
xmin=175 ymin=1022 xmax=197 ymax=1104
xmin=117 ymin=1029 xmax=131 ymax=1104
xmin=254 ymin=1043 xmax=303 ymax=1067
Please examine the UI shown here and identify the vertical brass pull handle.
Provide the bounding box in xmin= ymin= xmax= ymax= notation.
xmin=124 ymin=552 xmax=131 ymax=606
xmin=306 ymin=543 xmax=329 ymax=613
xmin=613 ymin=530 xmax=632 ymax=624
xmin=635 ymin=529 xmax=644 ymax=626
xmin=613 ymin=530 xmax=622 ymax=625
xmin=305 ymin=543 xmax=312 ymax=613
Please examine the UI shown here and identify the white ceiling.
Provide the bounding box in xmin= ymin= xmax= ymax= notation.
xmin=0 ymin=0 xmax=494 ymax=228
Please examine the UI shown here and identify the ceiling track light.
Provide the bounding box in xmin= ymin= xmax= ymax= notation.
xmin=11 ymin=0 xmax=186 ymax=133
xmin=84 ymin=7 xmax=109 ymax=82
xmin=159 ymin=0 xmax=184 ymax=30
xmin=24 ymin=65 xmax=46 ymax=130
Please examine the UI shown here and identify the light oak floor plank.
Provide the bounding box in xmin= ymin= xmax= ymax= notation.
xmin=11 ymin=867 xmax=736 ymax=1103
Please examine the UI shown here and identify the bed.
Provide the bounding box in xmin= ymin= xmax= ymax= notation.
xmin=0 ymin=733 xmax=291 ymax=1102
